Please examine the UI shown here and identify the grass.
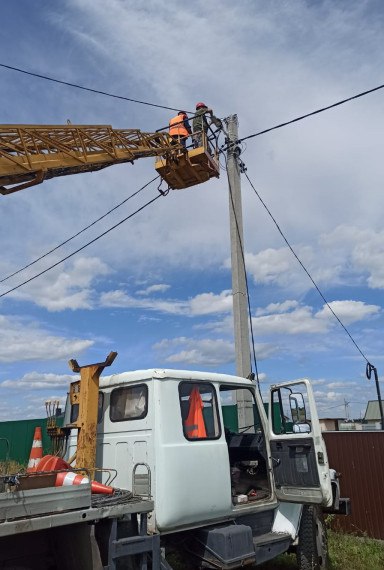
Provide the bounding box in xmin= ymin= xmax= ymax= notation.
xmin=0 ymin=460 xmax=25 ymax=474
xmin=328 ymin=531 xmax=384 ymax=570
xmin=257 ymin=530 xmax=384 ymax=570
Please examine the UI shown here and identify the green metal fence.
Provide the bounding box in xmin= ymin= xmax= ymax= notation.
xmin=0 ymin=417 xmax=63 ymax=466
xmin=221 ymin=403 xmax=281 ymax=432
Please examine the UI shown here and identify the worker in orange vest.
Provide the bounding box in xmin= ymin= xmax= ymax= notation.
xmin=169 ymin=111 xmax=192 ymax=147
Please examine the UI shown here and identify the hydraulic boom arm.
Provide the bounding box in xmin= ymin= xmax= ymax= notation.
xmin=0 ymin=124 xmax=220 ymax=194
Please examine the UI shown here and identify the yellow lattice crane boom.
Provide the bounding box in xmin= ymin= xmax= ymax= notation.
xmin=0 ymin=124 xmax=220 ymax=195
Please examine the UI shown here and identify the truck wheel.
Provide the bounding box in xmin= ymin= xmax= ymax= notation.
xmin=297 ymin=505 xmax=329 ymax=570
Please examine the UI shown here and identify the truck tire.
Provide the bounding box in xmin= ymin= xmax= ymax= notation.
xmin=297 ymin=505 xmax=329 ymax=570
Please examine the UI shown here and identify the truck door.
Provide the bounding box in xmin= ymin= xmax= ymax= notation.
xmin=269 ymin=379 xmax=333 ymax=507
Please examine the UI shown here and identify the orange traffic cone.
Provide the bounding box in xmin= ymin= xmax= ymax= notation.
xmin=35 ymin=455 xmax=70 ymax=472
xmin=55 ymin=471 xmax=114 ymax=495
xmin=27 ymin=426 xmax=43 ymax=472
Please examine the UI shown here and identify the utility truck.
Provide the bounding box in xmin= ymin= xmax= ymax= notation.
xmin=70 ymin=363 xmax=347 ymax=569
xmin=0 ymin=122 xmax=348 ymax=568
xmin=0 ymin=353 xmax=348 ymax=570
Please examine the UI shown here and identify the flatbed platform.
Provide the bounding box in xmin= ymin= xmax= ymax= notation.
xmin=0 ymin=483 xmax=153 ymax=538
xmin=0 ymin=481 xmax=158 ymax=569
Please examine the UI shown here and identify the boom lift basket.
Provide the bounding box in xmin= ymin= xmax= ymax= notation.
xmin=155 ymin=130 xmax=220 ymax=190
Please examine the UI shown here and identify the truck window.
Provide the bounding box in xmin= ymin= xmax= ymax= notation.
xmin=70 ymin=392 xmax=104 ymax=424
xmin=179 ymin=382 xmax=220 ymax=440
xmin=220 ymin=386 xmax=270 ymax=503
xmin=219 ymin=386 xmax=262 ymax=435
xmin=271 ymin=382 xmax=312 ymax=435
xmin=110 ymin=384 xmax=148 ymax=422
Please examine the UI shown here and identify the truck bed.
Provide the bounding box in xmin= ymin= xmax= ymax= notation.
xmin=0 ymin=481 xmax=153 ymax=538
xmin=0 ymin=477 xmax=158 ymax=569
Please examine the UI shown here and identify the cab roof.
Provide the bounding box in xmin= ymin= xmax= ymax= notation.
xmin=99 ymin=368 xmax=254 ymax=389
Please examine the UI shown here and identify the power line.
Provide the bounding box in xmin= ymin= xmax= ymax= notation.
xmin=3 ymin=62 xmax=383 ymax=140
xmin=0 ymin=191 xmax=164 ymax=299
xmin=0 ymin=176 xmax=159 ymax=284
xmin=237 ymin=82 xmax=384 ymax=143
xmin=243 ymin=169 xmax=370 ymax=363
xmin=0 ymin=62 xmax=184 ymax=112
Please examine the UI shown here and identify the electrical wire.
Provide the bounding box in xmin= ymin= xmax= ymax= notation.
xmin=3 ymin=62 xmax=383 ymax=142
xmin=243 ymin=169 xmax=370 ymax=363
xmin=91 ymin=489 xmax=143 ymax=508
xmin=236 ymin=82 xmax=384 ymax=144
xmin=0 ymin=191 xmax=164 ymax=299
xmin=0 ymin=62 xmax=185 ymax=112
xmin=0 ymin=176 xmax=160 ymax=284
xmin=224 ymin=154 xmax=260 ymax=388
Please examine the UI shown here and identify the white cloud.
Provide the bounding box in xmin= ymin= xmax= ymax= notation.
xmin=245 ymin=248 xmax=300 ymax=286
xmin=254 ymin=372 xmax=267 ymax=383
xmin=320 ymin=226 xmax=384 ymax=289
xmin=256 ymin=300 xmax=299 ymax=316
xmin=100 ymin=290 xmax=187 ymax=314
xmin=154 ymin=336 xmax=277 ymax=366
xmin=2 ymin=257 xmax=111 ymax=312
xmin=196 ymin=315 xmax=234 ymax=335
xmin=0 ymin=315 xmax=93 ymax=363
xmin=1 ymin=371 xmax=75 ymax=390
xmin=352 ymin=233 xmax=384 ymax=289
xmin=253 ymin=305 xmax=328 ymax=335
xmin=253 ymin=299 xmax=380 ymax=336
xmin=100 ymin=289 xmax=233 ymax=316
xmin=154 ymin=337 xmax=234 ymax=366
xmin=189 ymin=291 xmax=233 ymax=315
xmin=236 ymin=226 xmax=384 ymax=296
xmin=325 ymin=391 xmax=344 ymax=402
xmin=137 ymin=283 xmax=170 ymax=295
xmin=240 ymin=245 xmax=345 ymax=295
xmin=327 ymin=381 xmax=358 ymax=389
xmin=315 ymin=300 xmax=380 ymax=325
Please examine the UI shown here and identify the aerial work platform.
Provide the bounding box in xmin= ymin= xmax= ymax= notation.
xmin=155 ymin=135 xmax=220 ymax=189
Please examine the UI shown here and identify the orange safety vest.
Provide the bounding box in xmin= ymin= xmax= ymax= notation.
xmin=169 ymin=114 xmax=189 ymax=138
xmin=184 ymin=387 xmax=207 ymax=439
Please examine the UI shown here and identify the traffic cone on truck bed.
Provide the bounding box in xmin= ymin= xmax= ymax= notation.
xmin=26 ymin=426 xmax=43 ymax=472
xmin=55 ymin=471 xmax=114 ymax=495
xmin=35 ymin=455 xmax=70 ymax=472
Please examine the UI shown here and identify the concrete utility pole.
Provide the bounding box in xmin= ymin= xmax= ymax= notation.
xmin=225 ymin=114 xmax=254 ymax=429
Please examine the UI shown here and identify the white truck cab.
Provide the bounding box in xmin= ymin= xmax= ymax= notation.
xmin=65 ymin=369 xmax=343 ymax=568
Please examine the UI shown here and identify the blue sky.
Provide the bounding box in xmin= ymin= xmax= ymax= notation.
xmin=1 ymin=0 xmax=384 ymax=421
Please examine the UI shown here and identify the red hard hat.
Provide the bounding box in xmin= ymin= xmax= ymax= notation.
xmin=196 ymin=102 xmax=207 ymax=109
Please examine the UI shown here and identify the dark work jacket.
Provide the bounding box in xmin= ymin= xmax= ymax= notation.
xmin=193 ymin=108 xmax=222 ymax=133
